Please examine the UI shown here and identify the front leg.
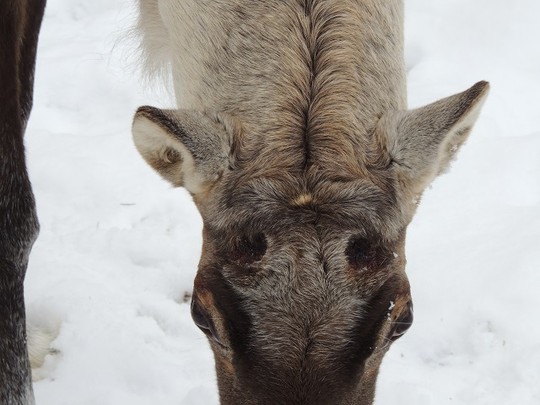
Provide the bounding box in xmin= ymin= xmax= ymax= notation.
xmin=0 ymin=0 xmax=46 ymax=403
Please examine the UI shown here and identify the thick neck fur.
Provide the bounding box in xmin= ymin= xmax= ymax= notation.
xmin=150 ymin=0 xmax=406 ymax=175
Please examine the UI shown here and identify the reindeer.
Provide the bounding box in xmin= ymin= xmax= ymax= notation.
xmin=0 ymin=0 xmax=46 ymax=404
xmin=132 ymin=1 xmax=488 ymax=404
xmin=0 ymin=0 xmax=488 ymax=404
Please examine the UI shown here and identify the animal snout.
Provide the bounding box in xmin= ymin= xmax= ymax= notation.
xmin=190 ymin=286 xmax=230 ymax=350
xmin=390 ymin=300 xmax=413 ymax=341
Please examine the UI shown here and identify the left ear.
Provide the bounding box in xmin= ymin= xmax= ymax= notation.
xmin=377 ymin=81 xmax=489 ymax=194
xmin=132 ymin=106 xmax=233 ymax=195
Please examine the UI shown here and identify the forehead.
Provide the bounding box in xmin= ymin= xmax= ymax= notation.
xmin=205 ymin=172 xmax=404 ymax=241
xmin=200 ymin=174 xmax=410 ymax=310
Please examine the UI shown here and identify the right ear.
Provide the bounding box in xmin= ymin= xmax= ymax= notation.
xmin=132 ymin=107 xmax=233 ymax=195
xmin=375 ymin=81 xmax=489 ymax=195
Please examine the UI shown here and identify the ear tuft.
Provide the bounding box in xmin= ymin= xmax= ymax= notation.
xmin=132 ymin=107 xmax=232 ymax=194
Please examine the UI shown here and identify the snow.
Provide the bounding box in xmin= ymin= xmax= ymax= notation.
xmin=24 ymin=0 xmax=539 ymax=403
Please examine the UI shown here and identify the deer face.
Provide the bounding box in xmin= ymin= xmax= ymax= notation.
xmin=189 ymin=166 xmax=415 ymax=404
xmin=192 ymin=204 xmax=413 ymax=404
xmin=132 ymin=81 xmax=488 ymax=404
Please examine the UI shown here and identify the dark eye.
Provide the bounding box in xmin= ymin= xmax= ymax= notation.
xmin=346 ymin=237 xmax=386 ymax=270
xmin=390 ymin=301 xmax=413 ymax=341
xmin=232 ymin=233 xmax=267 ymax=264
xmin=349 ymin=238 xmax=371 ymax=262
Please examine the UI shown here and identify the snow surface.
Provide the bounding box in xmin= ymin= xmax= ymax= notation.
xmin=24 ymin=0 xmax=539 ymax=403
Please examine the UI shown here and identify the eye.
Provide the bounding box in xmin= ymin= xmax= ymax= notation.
xmin=390 ymin=301 xmax=413 ymax=341
xmin=349 ymin=238 xmax=372 ymax=262
xmin=232 ymin=232 xmax=267 ymax=264
xmin=346 ymin=237 xmax=387 ymax=270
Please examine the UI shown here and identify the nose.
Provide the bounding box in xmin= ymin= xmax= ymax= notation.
xmin=190 ymin=292 xmax=216 ymax=337
xmin=391 ymin=300 xmax=413 ymax=340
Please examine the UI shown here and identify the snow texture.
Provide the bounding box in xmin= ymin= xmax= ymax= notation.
xmin=25 ymin=0 xmax=539 ymax=403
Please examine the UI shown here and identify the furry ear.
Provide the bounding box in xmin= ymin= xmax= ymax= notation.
xmin=377 ymin=81 xmax=489 ymax=194
xmin=132 ymin=107 xmax=232 ymax=194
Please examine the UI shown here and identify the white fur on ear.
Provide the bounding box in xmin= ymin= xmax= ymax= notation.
xmin=381 ymin=81 xmax=489 ymax=193
xmin=132 ymin=107 xmax=232 ymax=195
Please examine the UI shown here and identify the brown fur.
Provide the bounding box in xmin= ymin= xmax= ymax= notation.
xmin=0 ymin=0 xmax=46 ymax=403
xmin=133 ymin=1 xmax=489 ymax=403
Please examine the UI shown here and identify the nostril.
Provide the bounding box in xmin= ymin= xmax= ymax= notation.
xmin=191 ymin=298 xmax=209 ymax=331
xmin=391 ymin=301 xmax=414 ymax=341
xmin=190 ymin=296 xmax=217 ymax=338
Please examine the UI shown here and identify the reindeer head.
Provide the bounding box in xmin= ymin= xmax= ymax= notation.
xmin=132 ymin=81 xmax=488 ymax=404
